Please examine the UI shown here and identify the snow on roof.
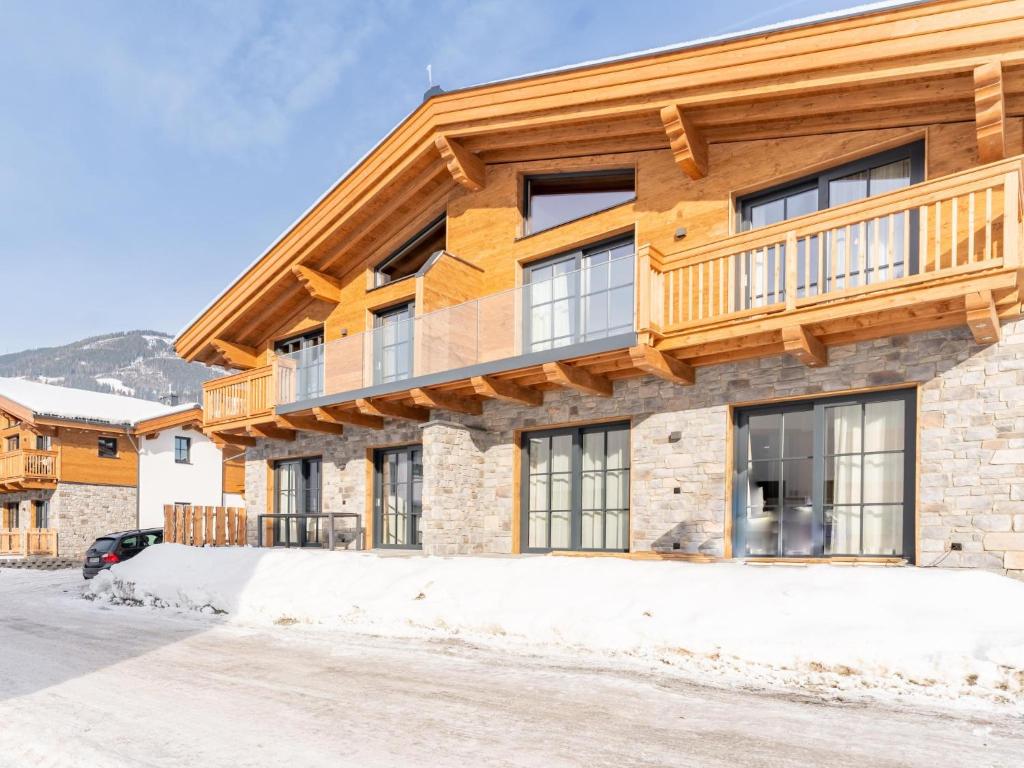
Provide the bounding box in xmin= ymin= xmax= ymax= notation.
xmin=0 ymin=377 xmax=199 ymax=427
xmin=175 ymin=0 xmax=928 ymax=345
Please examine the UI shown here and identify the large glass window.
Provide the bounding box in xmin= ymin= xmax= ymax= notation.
xmin=524 ymin=170 xmax=635 ymax=234
xmin=374 ymin=445 xmax=423 ymax=549
xmin=735 ymin=142 xmax=924 ymax=306
xmin=733 ymin=390 xmax=915 ymax=560
xmin=524 ymin=236 xmax=634 ymax=353
xmin=373 ymin=302 xmax=415 ymax=385
xmin=32 ymin=500 xmax=48 ymax=529
xmin=374 ymin=215 xmax=446 ymax=287
xmin=275 ymin=329 xmax=324 ymax=402
xmin=522 ymin=423 xmax=630 ymax=553
xmin=273 ymin=457 xmax=322 ymax=547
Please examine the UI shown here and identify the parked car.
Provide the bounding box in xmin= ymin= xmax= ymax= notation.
xmin=82 ymin=528 xmax=163 ymax=579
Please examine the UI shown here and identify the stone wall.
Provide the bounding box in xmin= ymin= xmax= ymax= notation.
xmin=243 ymin=318 xmax=1024 ymax=576
xmin=52 ymin=483 xmax=138 ymax=557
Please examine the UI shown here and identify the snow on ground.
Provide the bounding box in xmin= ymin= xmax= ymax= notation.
xmin=89 ymin=545 xmax=1024 ymax=711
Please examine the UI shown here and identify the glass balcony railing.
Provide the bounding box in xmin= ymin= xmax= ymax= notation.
xmin=275 ymin=253 xmax=636 ymax=405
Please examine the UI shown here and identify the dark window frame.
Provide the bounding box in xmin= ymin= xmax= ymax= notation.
xmin=174 ymin=435 xmax=192 ymax=464
xmin=35 ymin=434 xmax=51 ymax=451
xmin=372 ymin=301 xmax=416 ymax=385
xmin=373 ymin=214 xmax=447 ymax=288
xmin=520 ymin=421 xmax=631 ymax=554
xmin=523 ymin=168 xmax=636 ymax=236
xmin=272 ymin=456 xmax=323 ymax=548
xmin=98 ymin=437 xmax=118 ymax=459
xmin=6 ymin=435 xmax=18 ymax=451
xmin=275 ymin=328 xmax=325 ymax=402
xmin=731 ymin=388 xmax=916 ymax=562
xmin=372 ymin=444 xmax=423 ymax=550
xmin=32 ymin=500 xmax=48 ymax=529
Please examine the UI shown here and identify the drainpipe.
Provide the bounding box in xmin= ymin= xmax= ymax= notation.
xmin=124 ymin=424 xmax=141 ymax=529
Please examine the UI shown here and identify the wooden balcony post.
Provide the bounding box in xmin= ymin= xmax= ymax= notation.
xmin=1004 ymin=171 xmax=1021 ymax=269
xmin=785 ymin=230 xmax=799 ymax=310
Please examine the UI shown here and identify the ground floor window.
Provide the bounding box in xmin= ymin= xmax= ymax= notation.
xmin=3 ymin=502 xmax=18 ymax=529
xmin=733 ymin=389 xmax=915 ymax=560
xmin=32 ymin=500 xmax=48 ymax=528
xmin=373 ymin=445 xmax=423 ymax=549
xmin=273 ymin=457 xmax=322 ymax=547
xmin=521 ymin=422 xmax=630 ymax=553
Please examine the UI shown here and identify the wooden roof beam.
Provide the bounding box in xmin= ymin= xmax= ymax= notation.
xmin=292 ymin=264 xmax=343 ymax=303
xmin=247 ymin=424 xmax=296 ymax=442
xmin=542 ymin=362 xmax=613 ymax=397
xmin=782 ymin=325 xmax=827 ymax=368
xmin=974 ymin=60 xmax=1006 ymax=164
xmin=628 ymin=345 xmax=695 ymax=386
xmin=354 ymin=398 xmax=430 ymax=422
xmin=435 ymin=135 xmax=486 ymax=191
xmin=410 ymin=387 xmax=483 ymax=415
xmin=659 ymin=105 xmax=707 ymax=181
xmin=312 ymin=406 xmax=383 ymax=430
xmin=470 ymin=375 xmax=543 ymax=406
xmin=211 ymin=431 xmax=257 ymax=447
xmin=964 ymin=289 xmax=1001 ymax=345
xmin=211 ymin=339 xmax=260 ymax=370
xmin=275 ymin=413 xmax=345 ymax=435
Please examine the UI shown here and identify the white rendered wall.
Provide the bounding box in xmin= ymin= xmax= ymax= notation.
xmin=138 ymin=428 xmax=226 ymax=528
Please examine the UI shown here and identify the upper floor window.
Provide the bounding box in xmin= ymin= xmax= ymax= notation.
xmin=98 ymin=437 xmax=118 ymax=459
xmin=35 ymin=435 xmax=51 ymax=451
xmin=175 ymin=436 xmax=191 ymax=464
xmin=374 ymin=215 xmax=446 ymax=287
xmin=524 ymin=169 xmax=635 ymax=235
xmin=275 ymin=329 xmax=324 ymax=402
xmin=373 ymin=302 xmax=415 ymax=385
xmin=6 ymin=435 xmax=19 ymax=451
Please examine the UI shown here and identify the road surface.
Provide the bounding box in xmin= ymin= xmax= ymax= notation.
xmin=0 ymin=569 xmax=1020 ymax=768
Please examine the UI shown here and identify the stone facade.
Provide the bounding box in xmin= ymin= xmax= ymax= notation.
xmin=244 ymin=318 xmax=1024 ymax=576
xmin=0 ymin=482 xmax=137 ymax=557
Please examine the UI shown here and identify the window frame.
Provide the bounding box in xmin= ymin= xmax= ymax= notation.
xmin=6 ymin=435 xmax=18 ymax=451
xmin=32 ymin=500 xmax=48 ymax=529
xmin=97 ymin=437 xmax=118 ymax=459
xmin=731 ymin=388 xmax=917 ymax=562
xmin=272 ymin=456 xmax=324 ymax=548
xmin=373 ymin=444 xmax=424 ymax=550
xmin=174 ymin=435 xmax=192 ymax=464
xmin=373 ymin=214 xmax=447 ymax=288
xmin=519 ymin=421 xmax=631 ymax=554
xmin=372 ymin=301 xmax=416 ymax=385
xmin=275 ymin=328 xmax=325 ymax=402
xmin=522 ymin=168 xmax=636 ymax=236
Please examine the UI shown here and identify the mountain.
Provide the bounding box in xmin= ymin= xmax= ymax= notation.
xmin=0 ymin=330 xmax=227 ymax=404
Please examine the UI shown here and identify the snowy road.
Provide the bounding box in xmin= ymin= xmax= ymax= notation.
xmin=1 ymin=570 xmax=1021 ymax=768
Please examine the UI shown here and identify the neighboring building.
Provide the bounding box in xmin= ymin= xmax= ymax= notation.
xmin=0 ymin=378 xmax=243 ymax=556
xmin=176 ymin=0 xmax=1024 ymax=575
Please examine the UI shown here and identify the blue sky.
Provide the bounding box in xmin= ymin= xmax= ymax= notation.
xmin=0 ymin=0 xmax=870 ymax=352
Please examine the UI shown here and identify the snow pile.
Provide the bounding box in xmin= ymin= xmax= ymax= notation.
xmin=89 ymin=546 xmax=1024 ymax=707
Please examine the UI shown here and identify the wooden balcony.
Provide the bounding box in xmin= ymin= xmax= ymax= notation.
xmin=0 ymin=449 xmax=58 ymax=491
xmin=638 ymin=157 xmax=1022 ymax=365
xmin=202 ymin=365 xmax=275 ymax=431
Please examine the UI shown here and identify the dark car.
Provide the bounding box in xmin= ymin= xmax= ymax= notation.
xmin=82 ymin=528 xmax=163 ymax=579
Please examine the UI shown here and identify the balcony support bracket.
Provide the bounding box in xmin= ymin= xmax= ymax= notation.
xmin=470 ymin=376 xmax=543 ymax=406
xmin=355 ymin=398 xmax=430 ymax=422
xmin=628 ymin=345 xmax=695 ymax=385
xmin=542 ymin=362 xmax=613 ymax=397
xmin=211 ymin=339 xmax=260 ymax=370
xmin=660 ymin=104 xmax=707 ymax=180
xmin=435 ymin=135 xmax=486 ymax=191
xmin=211 ymin=431 xmax=257 ymax=448
xmin=247 ymin=424 xmax=296 ymax=442
xmin=313 ymin=406 xmax=383 ymax=430
xmin=410 ymin=388 xmax=483 ymax=415
xmin=276 ymin=413 xmax=345 ymax=435
xmin=292 ymin=265 xmax=343 ymax=303
xmin=782 ymin=325 xmax=827 ymax=368
xmin=974 ymin=61 xmax=1006 ymax=164
xmin=965 ymin=290 xmax=1001 ymax=345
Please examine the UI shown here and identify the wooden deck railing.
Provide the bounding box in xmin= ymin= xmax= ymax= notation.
xmin=0 ymin=449 xmax=58 ymax=483
xmin=0 ymin=528 xmax=58 ymax=556
xmin=163 ymin=505 xmax=247 ymax=546
xmin=640 ymin=157 xmax=1022 ymax=334
xmin=202 ymin=365 xmax=274 ymax=427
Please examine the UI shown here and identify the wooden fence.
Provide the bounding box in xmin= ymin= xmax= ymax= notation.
xmin=162 ymin=505 xmax=247 ymax=547
xmin=0 ymin=528 xmax=58 ymax=556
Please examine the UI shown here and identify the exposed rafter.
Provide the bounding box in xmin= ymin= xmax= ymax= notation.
xmin=275 ymin=413 xmax=345 ymax=435
xmin=659 ymin=104 xmax=707 ymax=180
xmin=435 ymin=135 xmax=486 ymax=191
xmin=470 ymin=375 xmax=543 ymax=406
xmin=628 ymin=345 xmax=695 ymax=386
xmin=354 ymin=398 xmax=430 ymax=422
xmin=782 ymin=325 xmax=827 ymax=367
xmin=247 ymin=424 xmax=296 ymax=442
xmin=211 ymin=339 xmax=260 ymax=370
xmin=973 ymin=60 xmax=1006 ymax=164
xmin=211 ymin=431 xmax=257 ymax=447
xmin=542 ymin=362 xmax=613 ymax=397
xmin=312 ymin=405 xmax=383 ymax=430
xmin=410 ymin=387 xmax=483 ymax=415
xmin=292 ymin=264 xmax=343 ymax=303
xmin=964 ymin=289 xmax=1001 ymax=344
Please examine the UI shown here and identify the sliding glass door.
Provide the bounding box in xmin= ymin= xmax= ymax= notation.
xmin=733 ymin=390 xmax=915 ymax=560
xmin=374 ymin=445 xmax=423 ymax=549
xmin=273 ymin=457 xmax=322 ymax=547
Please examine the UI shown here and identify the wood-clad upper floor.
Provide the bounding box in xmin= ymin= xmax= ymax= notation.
xmin=180 ymin=0 xmax=1024 ymax=439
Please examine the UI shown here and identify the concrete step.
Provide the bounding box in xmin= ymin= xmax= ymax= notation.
xmin=0 ymin=556 xmax=78 ymax=570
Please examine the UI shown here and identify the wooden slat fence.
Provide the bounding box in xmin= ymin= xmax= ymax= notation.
xmin=162 ymin=505 xmax=247 ymax=547
xmin=0 ymin=528 xmax=58 ymax=556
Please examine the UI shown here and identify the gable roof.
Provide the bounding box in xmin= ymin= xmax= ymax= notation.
xmin=0 ymin=377 xmax=199 ymax=428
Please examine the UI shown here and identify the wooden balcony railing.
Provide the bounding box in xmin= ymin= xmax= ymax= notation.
xmin=0 ymin=449 xmax=58 ymax=484
xmin=202 ymin=365 xmax=275 ymax=428
xmin=638 ymin=158 xmax=1022 ymax=335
